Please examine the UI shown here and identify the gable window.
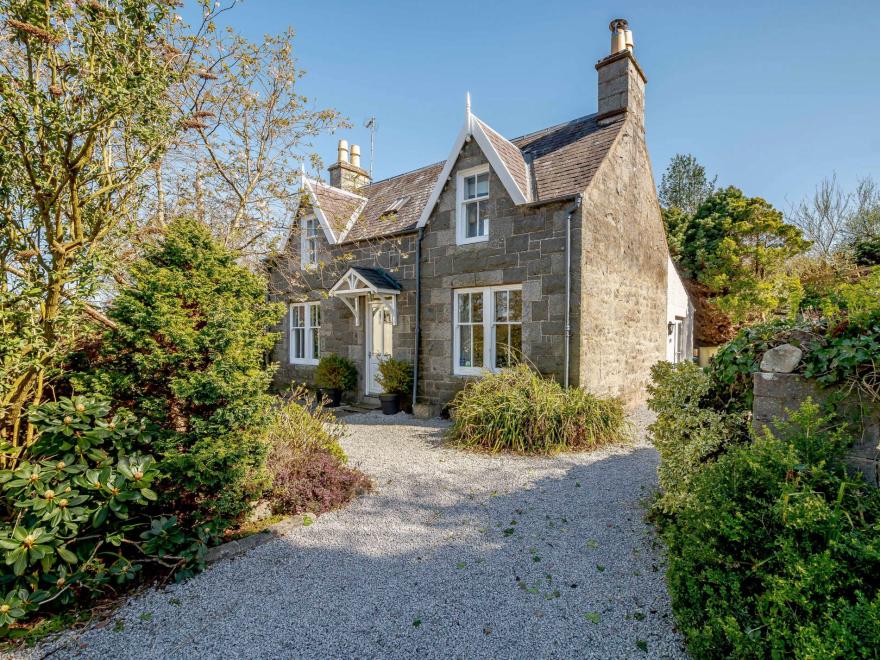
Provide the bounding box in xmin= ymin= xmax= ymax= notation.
xmin=289 ymin=302 xmax=321 ymax=365
xmin=453 ymin=285 xmax=521 ymax=375
xmin=456 ymin=165 xmax=490 ymax=244
xmin=301 ymin=217 xmax=319 ymax=269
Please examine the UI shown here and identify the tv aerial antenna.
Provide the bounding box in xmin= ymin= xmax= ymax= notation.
xmin=364 ymin=117 xmax=377 ymax=178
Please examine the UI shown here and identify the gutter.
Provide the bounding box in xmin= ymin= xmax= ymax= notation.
xmin=564 ymin=194 xmax=582 ymax=389
xmin=412 ymin=226 xmax=424 ymax=409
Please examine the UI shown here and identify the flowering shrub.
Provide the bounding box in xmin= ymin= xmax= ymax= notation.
xmin=0 ymin=396 xmax=202 ymax=631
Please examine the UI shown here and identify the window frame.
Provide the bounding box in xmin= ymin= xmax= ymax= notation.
xmin=289 ymin=302 xmax=321 ymax=365
xmin=452 ymin=284 xmax=522 ymax=376
xmin=300 ymin=215 xmax=319 ymax=270
xmin=455 ymin=164 xmax=491 ymax=245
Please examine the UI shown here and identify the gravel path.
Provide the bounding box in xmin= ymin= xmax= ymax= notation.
xmin=28 ymin=408 xmax=686 ymax=659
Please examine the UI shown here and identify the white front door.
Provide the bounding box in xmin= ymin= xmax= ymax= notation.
xmin=366 ymin=301 xmax=393 ymax=395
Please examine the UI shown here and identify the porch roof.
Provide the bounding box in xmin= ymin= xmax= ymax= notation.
xmin=329 ymin=267 xmax=401 ymax=297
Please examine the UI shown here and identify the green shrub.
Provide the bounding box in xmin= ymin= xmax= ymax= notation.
xmin=0 ymin=395 xmax=205 ymax=631
xmin=662 ymin=399 xmax=880 ymax=657
xmin=314 ymin=355 xmax=358 ymax=391
xmin=647 ymin=361 xmax=749 ymax=514
xmin=73 ymin=218 xmax=282 ymax=530
xmin=447 ymin=365 xmax=628 ymax=454
xmin=376 ymin=358 xmax=412 ymax=395
xmin=267 ymin=388 xmax=347 ymax=463
xmin=266 ymin=390 xmax=370 ymax=515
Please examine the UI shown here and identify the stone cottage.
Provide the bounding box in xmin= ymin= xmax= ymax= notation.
xmin=270 ymin=18 xmax=692 ymax=410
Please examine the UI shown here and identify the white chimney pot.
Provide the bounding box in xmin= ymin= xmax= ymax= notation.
xmin=337 ymin=139 xmax=350 ymax=164
xmin=350 ymin=144 xmax=361 ymax=168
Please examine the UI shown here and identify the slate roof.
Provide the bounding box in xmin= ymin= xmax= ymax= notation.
xmin=475 ymin=117 xmax=531 ymax=200
xmin=314 ymin=112 xmax=625 ymax=244
xmin=350 ymin=266 xmax=402 ymax=291
xmin=306 ymin=180 xmax=365 ymax=238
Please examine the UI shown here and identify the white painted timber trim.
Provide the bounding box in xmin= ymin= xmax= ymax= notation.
xmin=416 ymin=113 xmax=531 ymax=229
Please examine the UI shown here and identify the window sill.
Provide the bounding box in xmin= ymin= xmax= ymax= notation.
xmin=455 ymin=235 xmax=489 ymax=246
xmin=290 ymin=359 xmax=319 ymax=366
xmin=453 ymin=366 xmax=490 ymax=377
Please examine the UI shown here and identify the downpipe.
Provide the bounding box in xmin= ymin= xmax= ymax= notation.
xmin=412 ymin=227 xmax=424 ymax=409
xmin=564 ymin=195 xmax=582 ymax=389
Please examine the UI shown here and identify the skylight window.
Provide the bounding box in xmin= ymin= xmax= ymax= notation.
xmin=381 ymin=196 xmax=409 ymax=216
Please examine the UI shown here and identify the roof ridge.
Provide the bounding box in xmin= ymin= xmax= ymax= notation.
xmin=307 ymin=177 xmax=368 ymax=201
xmin=363 ymin=160 xmax=443 ymax=188
xmin=509 ymin=112 xmax=598 ymax=145
xmin=363 ymin=113 xmax=599 ymax=189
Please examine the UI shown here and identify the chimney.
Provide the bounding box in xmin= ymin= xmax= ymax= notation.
xmin=595 ymin=18 xmax=646 ymax=125
xmin=328 ymin=138 xmax=371 ymax=190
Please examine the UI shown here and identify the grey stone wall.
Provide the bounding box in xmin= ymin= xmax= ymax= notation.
xmin=269 ymin=112 xmax=668 ymax=409
xmin=416 ymin=139 xmax=581 ymax=405
xmin=753 ymin=372 xmax=880 ymax=487
xmin=578 ymin=115 xmax=668 ymax=406
xmin=269 ymin=231 xmax=418 ymax=402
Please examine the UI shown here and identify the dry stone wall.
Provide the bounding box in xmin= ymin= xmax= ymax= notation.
xmin=753 ymin=370 xmax=880 ymax=487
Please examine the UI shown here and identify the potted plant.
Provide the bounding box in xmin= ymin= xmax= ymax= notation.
xmin=314 ymin=354 xmax=358 ymax=407
xmin=376 ymin=357 xmax=413 ymax=415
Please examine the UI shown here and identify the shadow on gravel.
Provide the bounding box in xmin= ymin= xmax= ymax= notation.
xmin=43 ymin=443 xmax=686 ymax=660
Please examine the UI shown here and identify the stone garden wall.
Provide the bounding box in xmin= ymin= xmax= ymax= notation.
xmin=752 ymin=345 xmax=880 ymax=487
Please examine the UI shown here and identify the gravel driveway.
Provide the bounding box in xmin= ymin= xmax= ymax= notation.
xmin=29 ymin=409 xmax=686 ymax=659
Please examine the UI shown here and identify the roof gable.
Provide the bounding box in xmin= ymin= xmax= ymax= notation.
xmin=301 ymin=177 xmax=367 ymax=244
xmin=415 ymin=109 xmax=531 ymax=229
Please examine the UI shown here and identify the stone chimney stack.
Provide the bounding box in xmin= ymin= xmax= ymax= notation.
xmin=328 ymin=138 xmax=371 ymax=191
xmin=595 ymin=19 xmax=646 ymax=125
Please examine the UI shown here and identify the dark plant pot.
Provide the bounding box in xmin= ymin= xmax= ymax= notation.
xmin=379 ymin=393 xmax=401 ymax=415
xmin=319 ymin=388 xmax=342 ymax=408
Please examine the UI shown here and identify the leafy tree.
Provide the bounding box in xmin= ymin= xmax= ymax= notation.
xmin=854 ymin=236 xmax=880 ymax=266
xmin=658 ymin=153 xmax=717 ymax=215
xmin=0 ymin=0 xmax=223 ymax=464
xmin=76 ymin=218 xmax=284 ymax=526
xmin=678 ymin=187 xmax=810 ymax=324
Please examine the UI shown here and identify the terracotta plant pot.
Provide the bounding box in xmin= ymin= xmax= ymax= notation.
xmin=319 ymin=388 xmax=342 ymax=408
xmin=379 ymin=393 xmax=400 ymax=415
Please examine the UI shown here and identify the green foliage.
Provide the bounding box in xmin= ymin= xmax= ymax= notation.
xmin=314 ymin=355 xmax=358 ymax=392
xmin=676 ymin=187 xmax=810 ymax=324
xmin=830 ymin=267 xmax=880 ymax=322
xmin=267 ymin=388 xmax=347 ymax=463
xmin=0 ymin=395 xmax=201 ymax=630
xmin=0 ymin=0 xmax=197 ymax=454
xmin=75 ymin=218 xmax=283 ymax=528
xmin=447 ymin=365 xmax=629 ymax=455
xmin=647 ymin=362 xmax=749 ymax=514
xmin=660 ymin=400 xmax=880 ymax=658
xmin=376 ymin=358 xmax=413 ymax=396
xmin=854 ymin=236 xmax=880 ymax=266
xmin=658 ymin=153 xmax=717 ymax=215
xmin=661 ymin=207 xmax=691 ymax=257
xmin=705 ymin=319 xmax=811 ymax=412
xmin=706 ymin=307 xmax=880 ymax=410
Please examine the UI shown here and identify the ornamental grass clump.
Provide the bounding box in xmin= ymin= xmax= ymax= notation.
xmin=447 ymin=365 xmax=629 ymax=454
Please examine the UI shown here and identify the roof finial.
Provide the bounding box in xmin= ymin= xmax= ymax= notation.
xmin=299 ymin=160 xmax=306 ymax=189
xmin=466 ymin=91 xmax=471 ymax=117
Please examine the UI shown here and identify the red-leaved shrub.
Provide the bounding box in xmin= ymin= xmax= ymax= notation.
xmin=269 ymin=449 xmax=371 ymax=514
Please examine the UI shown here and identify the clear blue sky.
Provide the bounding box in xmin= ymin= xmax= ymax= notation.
xmin=191 ymin=0 xmax=880 ymax=212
